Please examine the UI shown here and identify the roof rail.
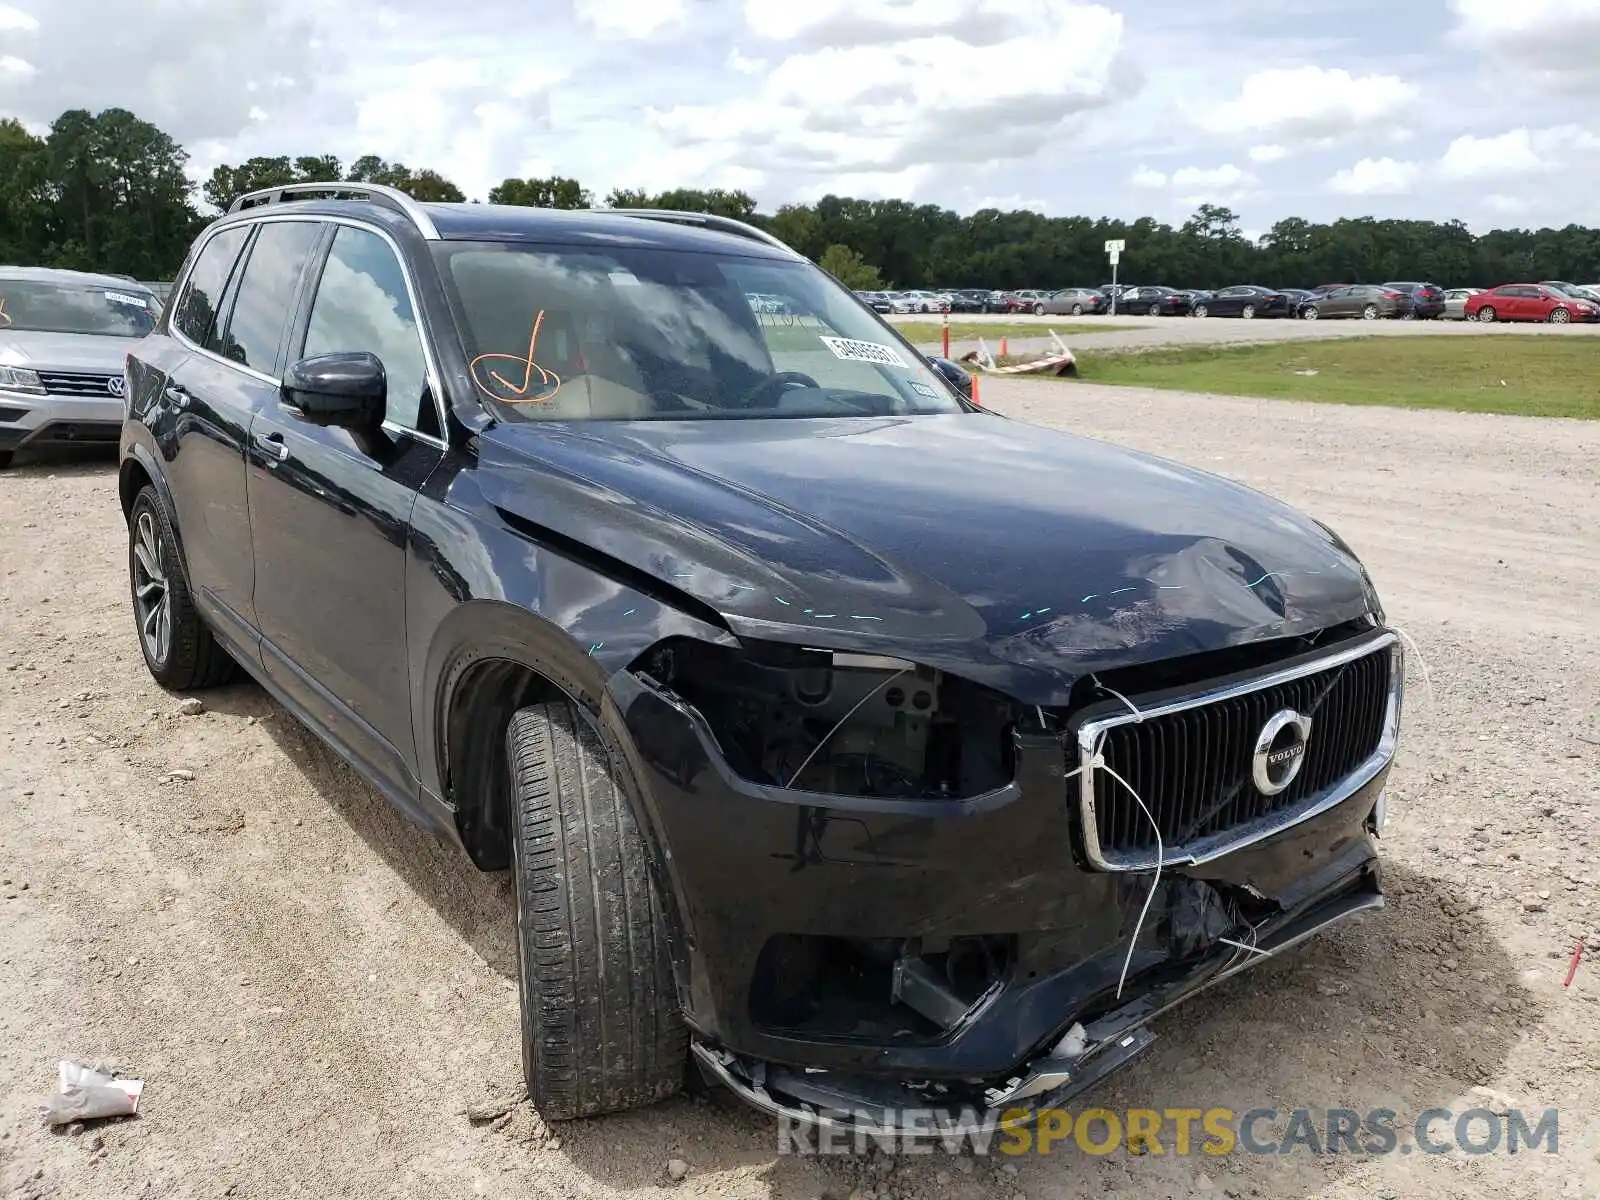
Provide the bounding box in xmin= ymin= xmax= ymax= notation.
xmin=600 ymin=209 xmax=800 ymax=257
xmin=226 ymin=181 xmax=441 ymax=240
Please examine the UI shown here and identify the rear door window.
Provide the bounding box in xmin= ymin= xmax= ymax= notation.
xmin=173 ymin=227 xmax=249 ymax=346
xmin=217 ymin=221 xmax=325 ymax=373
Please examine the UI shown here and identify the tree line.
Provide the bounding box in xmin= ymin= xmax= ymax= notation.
xmin=5 ymin=106 xmax=1600 ymax=290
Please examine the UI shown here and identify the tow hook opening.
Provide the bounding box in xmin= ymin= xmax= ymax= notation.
xmin=750 ymin=934 xmax=1014 ymax=1041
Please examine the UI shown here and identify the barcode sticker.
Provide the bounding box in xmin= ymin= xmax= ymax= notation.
xmin=819 ymin=336 xmax=908 ymax=368
xmin=105 ymin=291 xmax=149 ymax=309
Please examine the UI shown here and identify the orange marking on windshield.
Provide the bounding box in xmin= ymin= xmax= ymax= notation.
xmin=469 ymin=309 xmax=562 ymax=404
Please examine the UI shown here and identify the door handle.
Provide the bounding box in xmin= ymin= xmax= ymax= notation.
xmin=163 ymin=384 xmax=190 ymax=409
xmin=254 ymin=431 xmax=288 ymax=463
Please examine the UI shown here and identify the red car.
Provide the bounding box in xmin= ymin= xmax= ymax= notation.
xmin=1465 ymin=284 xmax=1600 ymax=324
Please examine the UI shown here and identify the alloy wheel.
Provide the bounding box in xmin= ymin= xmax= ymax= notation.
xmin=132 ymin=510 xmax=172 ymax=666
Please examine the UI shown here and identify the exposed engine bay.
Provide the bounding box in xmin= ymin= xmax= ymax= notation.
xmin=634 ymin=638 xmax=1021 ymax=800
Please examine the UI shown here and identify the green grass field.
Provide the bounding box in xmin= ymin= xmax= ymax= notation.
xmin=895 ymin=320 xmax=1145 ymax=343
xmin=1064 ymin=335 xmax=1600 ymax=419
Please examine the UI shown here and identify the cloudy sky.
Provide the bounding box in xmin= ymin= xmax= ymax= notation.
xmin=1 ymin=0 xmax=1597 ymax=236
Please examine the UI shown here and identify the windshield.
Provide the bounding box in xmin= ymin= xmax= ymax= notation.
xmin=0 ymin=280 xmax=157 ymax=337
xmin=434 ymin=242 xmax=965 ymax=421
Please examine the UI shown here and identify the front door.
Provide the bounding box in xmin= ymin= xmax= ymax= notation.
xmin=246 ymin=222 xmax=446 ymax=804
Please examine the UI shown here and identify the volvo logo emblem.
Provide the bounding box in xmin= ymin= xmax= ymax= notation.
xmin=1252 ymin=709 xmax=1312 ymax=796
xmin=107 ymin=376 xmax=125 ymax=398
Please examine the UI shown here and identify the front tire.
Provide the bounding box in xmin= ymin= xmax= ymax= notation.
xmin=1193 ymin=304 xmax=1209 ymax=318
xmin=127 ymin=486 xmax=236 ymax=690
xmin=508 ymin=702 xmax=687 ymax=1121
xmin=1241 ymin=304 xmax=1256 ymax=319
xmin=1477 ymin=306 xmax=1496 ymax=323
xmin=1362 ymin=304 xmax=1379 ymax=320
xmin=1302 ymin=305 xmax=1320 ymax=321
xmin=1032 ymin=302 xmax=1045 ymax=315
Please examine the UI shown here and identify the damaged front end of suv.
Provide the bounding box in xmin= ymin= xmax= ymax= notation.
xmin=606 ymin=593 xmax=1399 ymax=1131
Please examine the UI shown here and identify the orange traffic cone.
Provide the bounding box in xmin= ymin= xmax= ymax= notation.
xmin=970 ymin=371 xmax=982 ymax=406
xmin=1000 ymin=337 xmax=1009 ymax=356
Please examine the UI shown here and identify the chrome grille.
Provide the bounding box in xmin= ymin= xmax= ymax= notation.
xmin=38 ymin=371 xmax=118 ymax=397
xmin=1077 ymin=634 xmax=1399 ymax=870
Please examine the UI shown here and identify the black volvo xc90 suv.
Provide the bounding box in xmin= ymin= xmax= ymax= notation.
xmin=120 ymin=183 xmax=1401 ymax=1131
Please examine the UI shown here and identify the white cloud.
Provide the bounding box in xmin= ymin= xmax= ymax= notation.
xmin=1199 ymin=66 xmax=1418 ymax=147
xmin=726 ymin=48 xmax=766 ymax=74
xmin=573 ymin=0 xmax=686 ymax=40
xmin=1482 ymin=193 xmax=1526 ymax=215
xmin=1170 ymin=163 xmax=1253 ymax=189
xmin=744 ymin=0 xmax=1035 ymax=48
xmin=1438 ymin=125 xmax=1600 ymax=180
xmin=1450 ymin=0 xmax=1600 ymax=90
xmin=651 ymin=1 xmax=1126 ymax=179
xmin=1249 ymin=144 xmax=1287 ymax=162
xmin=0 ymin=4 xmax=37 ymax=31
xmin=0 ymin=54 xmax=34 ymax=74
xmin=1130 ymin=162 xmax=1256 ymax=204
xmin=1328 ymin=156 xmax=1420 ymax=195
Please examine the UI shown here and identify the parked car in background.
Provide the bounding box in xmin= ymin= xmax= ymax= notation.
xmin=1540 ymin=280 xmax=1600 ymax=304
xmin=1039 ymin=288 xmax=1106 ymax=316
xmin=1190 ymin=285 xmax=1291 ymax=319
xmin=1183 ymin=290 xmax=1214 ymax=315
xmin=947 ymin=289 xmax=989 ymax=313
xmin=986 ymin=291 xmax=1026 ymax=313
xmin=1117 ymin=286 xmax=1193 ymax=316
xmin=1278 ymin=288 xmax=1317 ymax=318
xmin=1381 ymin=282 xmax=1445 ymax=320
xmin=0 ymin=266 xmax=160 ymax=468
xmin=1466 ymin=284 xmax=1600 ymax=323
xmin=1441 ymin=288 xmax=1484 ymax=319
xmin=892 ymin=290 xmax=950 ymax=314
xmin=1298 ymin=285 xmax=1414 ymax=321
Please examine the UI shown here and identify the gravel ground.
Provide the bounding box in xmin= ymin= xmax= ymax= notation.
xmin=889 ymin=311 xmax=1600 ymax=356
xmin=2 ymin=383 xmax=1597 ymax=1200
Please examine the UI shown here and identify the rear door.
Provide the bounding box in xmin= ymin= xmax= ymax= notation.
xmin=152 ymin=223 xmax=261 ymax=652
xmin=247 ymin=221 xmax=446 ymax=802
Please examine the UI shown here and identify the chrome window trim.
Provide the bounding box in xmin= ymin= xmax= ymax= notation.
xmin=167 ymin=214 xmax=449 ymax=450
xmin=1076 ymin=630 xmax=1401 ymax=872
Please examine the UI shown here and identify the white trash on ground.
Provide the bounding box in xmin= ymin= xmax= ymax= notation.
xmin=41 ymin=1061 xmax=144 ymax=1126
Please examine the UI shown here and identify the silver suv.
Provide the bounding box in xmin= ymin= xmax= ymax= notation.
xmin=0 ymin=267 xmax=159 ymax=468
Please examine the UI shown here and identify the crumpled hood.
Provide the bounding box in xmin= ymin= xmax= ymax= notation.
xmin=478 ymin=413 xmax=1379 ymax=704
xmin=0 ymin=330 xmax=140 ymax=373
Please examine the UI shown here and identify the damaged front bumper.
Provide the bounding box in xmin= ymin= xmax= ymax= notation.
xmin=606 ymin=629 xmax=1400 ymax=1130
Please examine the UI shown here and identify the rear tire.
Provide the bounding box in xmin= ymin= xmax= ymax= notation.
xmin=508 ymin=701 xmax=687 ymax=1121
xmin=1148 ymin=303 xmax=1161 ymax=316
xmin=127 ymin=486 xmax=236 ymax=690
xmin=1549 ymin=307 xmax=1571 ymax=324
xmin=1071 ymin=304 xmax=1083 ymax=316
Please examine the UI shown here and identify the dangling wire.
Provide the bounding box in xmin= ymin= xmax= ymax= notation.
xmin=784 ymin=668 xmax=911 ymax=790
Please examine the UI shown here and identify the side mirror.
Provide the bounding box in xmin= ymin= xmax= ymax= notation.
xmin=925 ymin=355 xmax=973 ymax=399
xmin=282 ymin=352 xmax=386 ymax=430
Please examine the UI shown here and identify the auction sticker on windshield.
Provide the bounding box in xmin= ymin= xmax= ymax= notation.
xmin=819 ymin=336 xmax=909 ymax=368
xmin=105 ymin=291 xmax=149 ymax=308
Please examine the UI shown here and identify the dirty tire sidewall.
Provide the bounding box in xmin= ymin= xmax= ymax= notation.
xmin=508 ymin=701 xmax=687 ymax=1121
xmin=128 ymin=486 xmax=236 ymax=691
